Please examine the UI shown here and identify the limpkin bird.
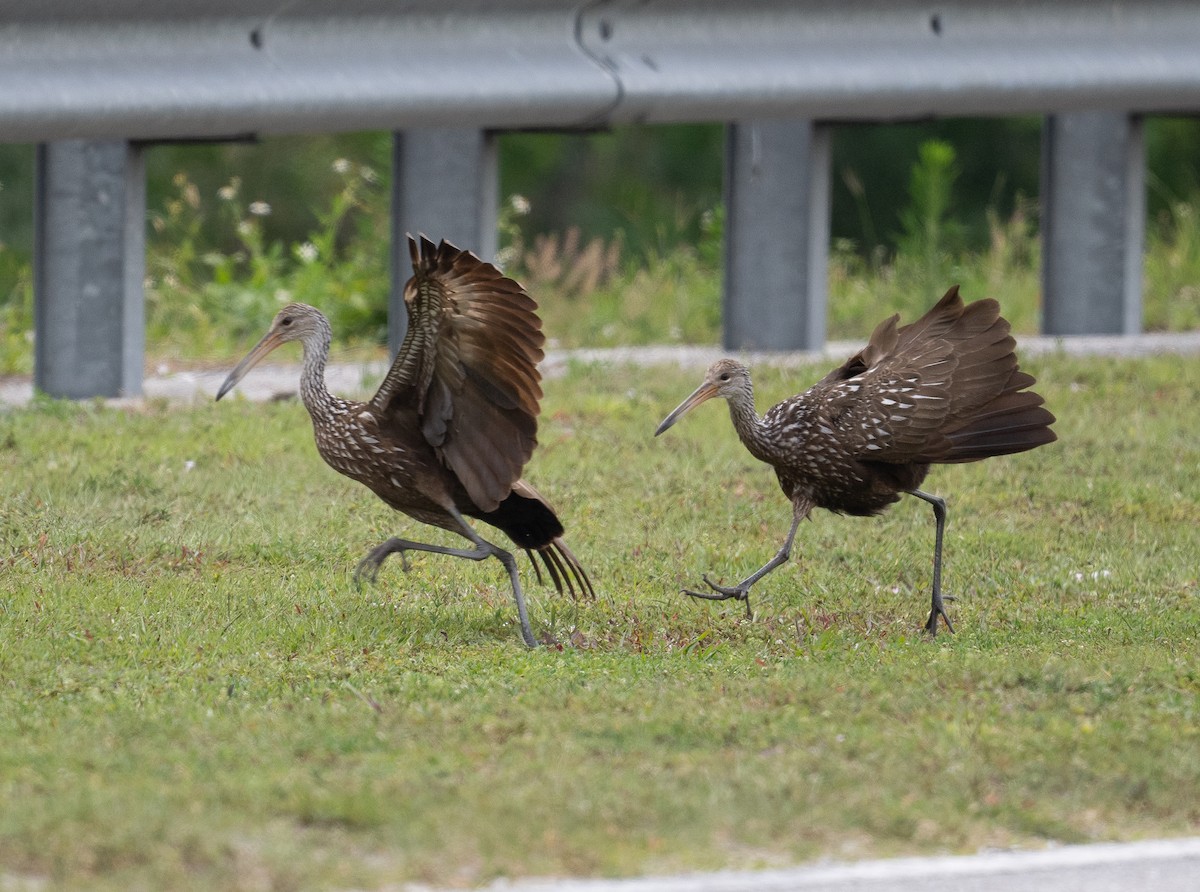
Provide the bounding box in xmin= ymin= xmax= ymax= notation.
xmin=217 ymin=235 xmax=592 ymax=647
xmin=655 ymin=286 xmax=1055 ymax=634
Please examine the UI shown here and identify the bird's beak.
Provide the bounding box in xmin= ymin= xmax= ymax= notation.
xmin=215 ymin=328 xmax=285 ymax=401
xmin=655 ymin=381 xmax=718 ymax=436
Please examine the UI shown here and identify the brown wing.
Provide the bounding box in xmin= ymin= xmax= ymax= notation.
xmin=807 ymin=286 xmax=1038 ymax=462
xmin=370 ymin=235 xmax=545 ymax=512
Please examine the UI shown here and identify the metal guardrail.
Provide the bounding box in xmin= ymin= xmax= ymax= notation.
xmin=585 ymin=1 xmax=1200 ymax=122
xmin=5 ymin=0 xmax=1200 ymax=397
xmin=0 ymin=0 xmax=614 ymax=141
xmin=4 ymin=1 xmax=1200 ymax=139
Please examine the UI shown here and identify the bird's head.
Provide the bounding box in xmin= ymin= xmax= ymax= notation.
xmin=216 ymin=303 xmax=328 ymax=401
xmin=655 ymin=358 xmax=751 ymax=436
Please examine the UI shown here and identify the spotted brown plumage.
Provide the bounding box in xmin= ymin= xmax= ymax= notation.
xmin=217 ymin=235 xmax=592 ymax=647
xmin=654 ymin=286 xmax=1056 ymax=633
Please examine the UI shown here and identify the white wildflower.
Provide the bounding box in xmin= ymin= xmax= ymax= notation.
xmin=332 ymin=158 xmax=352 ymax=174
xmin=493 ymin=246 xmax=517 ymax=269
xmin=510 ymin=194 xmax=531 ymax=215
xmin=248 ymin=201 xmax=271 ymax=216
xmin=296 ymin=241 xmax=319 ymax=263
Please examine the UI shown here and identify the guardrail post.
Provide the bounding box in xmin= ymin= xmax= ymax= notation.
xmin=389 ymin=128 xmax=498 ymax=354
xmin=33 ymin=140 xmax=145 ymax=399
xmin=723 ymin=120 xmax=830 ymax=351
xmin=1041 ymin=112 xmax=1145 ymax=335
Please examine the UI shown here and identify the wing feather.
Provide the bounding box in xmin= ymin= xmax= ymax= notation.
xmin=370 ymin=235 xmax=545 ymax=512
xmin=807 ymin=286 xmax=1042 ymax=463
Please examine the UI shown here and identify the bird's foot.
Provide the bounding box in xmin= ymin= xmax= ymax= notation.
xmin=683 ymin=574 xmax=755 ymax=619
xmin=924 ymin=593 xmax=956 ymax=636
xmin=353 ymin=541 xmax=411 ymax=590
xmin=352 ymin=556 xmax=381 ymax=591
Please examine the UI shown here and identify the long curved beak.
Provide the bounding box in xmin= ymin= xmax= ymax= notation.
xmin=215 ymin=328 xmax=285 ymax=401
xmin=655 ymin=381 xmax=718 ymax=436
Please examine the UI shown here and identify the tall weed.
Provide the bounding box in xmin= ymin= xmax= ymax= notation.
xmin=1144 ymin=201 xmax=1200 ymax=331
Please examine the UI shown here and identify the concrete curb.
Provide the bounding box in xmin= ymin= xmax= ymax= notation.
xmin=407 ymin=837 xmax=1200 ymax=892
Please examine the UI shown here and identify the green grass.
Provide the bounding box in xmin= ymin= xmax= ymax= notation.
xmin=1 ymin=353 xmax=1198 ymax=889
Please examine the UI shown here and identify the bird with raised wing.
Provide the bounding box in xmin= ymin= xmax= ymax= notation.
xmin=654 ymin=286 xmax=1055 ymax=633
xmin=217 ymin=235 xmax=592 ymax=647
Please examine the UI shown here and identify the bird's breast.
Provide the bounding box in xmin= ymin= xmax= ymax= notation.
xmin=761 ymin=410 xmax=884 ymax=508
xmin=313 ymin=419 xmax=413 ymax=484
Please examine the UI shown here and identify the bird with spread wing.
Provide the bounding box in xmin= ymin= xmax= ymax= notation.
xmin=655 ymin=286 xmax=1055 ymax=633
xmin=217 ymin=236 xmax=592 ymax=647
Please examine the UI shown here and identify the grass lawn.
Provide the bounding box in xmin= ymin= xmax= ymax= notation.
xmin=1 ymin=352 xmax=1197 ymax=890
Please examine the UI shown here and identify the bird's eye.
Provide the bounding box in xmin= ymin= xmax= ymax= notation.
xmin=281 ymin=316 xmax=293 ymax=326
xmin=719 ymin=373 xmax=730 ymax=382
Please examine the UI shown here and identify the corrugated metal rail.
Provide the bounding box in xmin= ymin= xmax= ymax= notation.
xmin=5 ymin=0 xmax=1200 ymax=397
xmin=3 ymin=1 xmax=1200 ymax=138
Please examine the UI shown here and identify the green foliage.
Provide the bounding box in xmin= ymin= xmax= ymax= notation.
xmin=0 ymin=245 xmax=32 ymax=375
xmin=896 ymin=140 xmax=967 ymax=275
xmin=832 ymin=118 xmax=1043 ymax=257
xmin=143 ymin=161 xmax=389 ymax=359
xmin=500 ymin=125 xmax=724 ymax=262
xmin=828 ymin=193 xmax=1042 ymax=339
xmin=1 ymin=115 xmax=1198 ymax=264
xmin=1 ymin=127 xmax=1198 ymax=375
xmin=503 ymin=199 xmax=724 ymax=349
xmin=1146 ymin=117 xmax=1200 ymax=208
xmin=0 ymin=354 xmax=1198 ymax=889
xmin=1144 ymin=200 xmax=1200 ymax=331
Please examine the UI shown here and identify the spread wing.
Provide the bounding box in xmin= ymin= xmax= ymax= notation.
xmin=370 ymin=235 xmax=545 ymax=512
xmin=806 ymin=286 xmax=1025 ymax=462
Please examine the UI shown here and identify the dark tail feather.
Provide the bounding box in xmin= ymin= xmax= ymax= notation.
xmin=524 ymin=538 xmax=594 ymax=600
xmin=528 ymin=544 xmax=566 ymax=595
xmin=525 ymin=538 xmax=595 ymax=600
xmin=471 ymin=482 xmax=596 ymax=599
xmin=526 ymin=548 xmax=547 ymax=587
xmin=541 ymin=537 xmax=595 ymax=600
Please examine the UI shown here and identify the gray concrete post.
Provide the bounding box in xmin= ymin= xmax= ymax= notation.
xmin=33 ymin=140 xmax=146 ymax=399
xmin=390 ymin=128 xmax=498 ymax=354
xmin=1041 ymin=112 xmax=1145 ymax=335
xmin=723 ymin=120 xmax=831 ymax=351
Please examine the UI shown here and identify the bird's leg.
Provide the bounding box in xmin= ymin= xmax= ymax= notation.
xmin=684 ymin=503 xmax=808 ymax=620
xmin=911 ymin=489 xmax=955 ymax=635
xmin=354 ymin=539 xmax=466 ymax=586
xmin=353 ymin=508 xmax=537 ymax=648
